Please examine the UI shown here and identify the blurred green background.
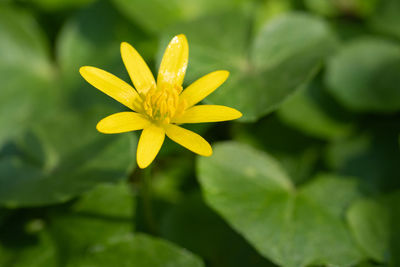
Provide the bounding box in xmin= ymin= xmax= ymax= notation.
xmin=1 ymin=0 xmax=400 ymax=266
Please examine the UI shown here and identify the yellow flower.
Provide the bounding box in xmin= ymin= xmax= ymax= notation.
xmin=79 ymin=34 xmax=242 ymax=168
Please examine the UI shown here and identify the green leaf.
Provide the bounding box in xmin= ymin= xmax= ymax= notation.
xmin=161 ymin=12 xmax=337 ymax=121
xmin=233 ymin=115 xmax=321 ymax=185
xmin=278 ymin=78 xmax=353 ymax=140
xmin=70 ymin=233 xmax=205 ymax=267
xmin=27 ymin=182 xmax=204 ymax=267
xmin=347 ymin=192 xmax=400 ymax=265
xmin=252 ymin=0 xmax=292 ymax=33
xmin=56 ymin=0 xmax=157 ymax=122
xmin=0 ymin=6 xmax=55 ymax=146
xmin=0 ymin=109 xmax=137 ymax=207
xmin=325 ymin=38 xmax=400 ymax=113
xmin=0 ymin=231 xmax=57 ymax=267
xmin=49 ymin=182 xmax=134 ymax=264
xmin=57 ymin=1 xmax=152 ymax=87
xmin=304 ymin=0 xmax=340 ymax=17
xmin=21 ymin=0 xmax=95 ymax=11
xmin=0 ymin=1 xmax=145 ymax=208
xmin=160 ymin=193 xmax=275 ymax=267
xmin=325 ymin=124 xmax=400 ymax=193
xmin=197 ymin=142 xmax=363 ymax=266
xmin=0 ymin=182 xmax=205 ymax=267
xmin=369 ymin=0 xmax=400 ymax=40
xmin=0 ymin=214 xmax=57 ymax=267
xmin=305 ymin=0 xmax=378 ymax=18
xmin=111 ymin=0 xmax=247 ymax=34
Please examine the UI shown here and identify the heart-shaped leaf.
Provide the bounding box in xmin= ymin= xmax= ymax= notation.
xmin=325 ymin=38 xmax=400 ymax=113
xmin=49 ymin=182 xmax=134 ymax=263
xmin=369 ymin=0 xmax=400 ymax=40
xmin=347 ymin=192 xmax=400 ymax=265
xmin=305 ymin=0 xmax=377 ymax=18
xmin=160 ymin=193 xmax=275 ymax=267
xmin=325 ymin=124 xmax=400 ymax=193
xmin=278 ymin=78 xmax=353 ymax=140
xmin=0 ymin=6 xmax=55 ymax=146
xmin=197 ymin=142 xmax=364 ymax=266
xmin=0 ymin=231 xmax=57 ymax=267
xmin=0 ymin=109 xmax=136 ymax=207
xmin=160 ymin=12 xmax=338 ymax=121
xmin=111 ymin=0 xmax=247 ymax=34
xmin=48 ymin=180 xmax=204 ymax=267
xmin=0 ymin=183 xmax=204 ymax=267
xmin=70 ymin=234 xmax=204 ymax=267
xmin=57 ymin=0 xmax=151 ymax=88
xmin=27 ymin=0 xmax=95 ymax=11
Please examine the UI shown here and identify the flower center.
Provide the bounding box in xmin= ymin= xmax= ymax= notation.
xmin=142 ymin=84 xmax=185 ymax=123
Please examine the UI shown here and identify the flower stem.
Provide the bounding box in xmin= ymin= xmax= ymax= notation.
xmin=141 ymin=166 xmax=157 ymax=234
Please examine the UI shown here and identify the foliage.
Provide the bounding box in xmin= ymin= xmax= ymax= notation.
xmin=1 ymin=0 xmax=399 ymax=266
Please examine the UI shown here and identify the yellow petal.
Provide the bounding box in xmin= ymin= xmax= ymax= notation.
xmin=157 ymin=34 xmax=188 ymax=91
xmin=172 ymin=105 xmax=242 ymax=124
xmin=121 ymin=42 xmax=156 ymax=95
xmin=179 ymin=70 xmax=229 ymax=108
xmin=164 ymin=124 xmax=212 ymax=156
xmin=80 ymin=66 xmax=141 ymax=111
xmin=137 ymin=124 xmax=165 ymax=168
xmin=96 ymin=112 xmax=150 ymax=134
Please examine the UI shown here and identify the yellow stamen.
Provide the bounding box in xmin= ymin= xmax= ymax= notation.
xmin=142 ymin=84 xmax=185 ymax=123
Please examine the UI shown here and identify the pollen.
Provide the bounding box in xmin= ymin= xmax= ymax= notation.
xmin=142 ymin=84 xmax=185 ymax=123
